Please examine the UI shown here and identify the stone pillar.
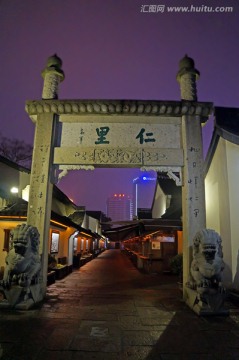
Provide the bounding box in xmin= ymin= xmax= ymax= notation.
xmin=177 ymin=56 xmax=206 ymax=296
xmin=27 ymin=56 xmax=64 ymax=297
xmin=41 ymin=54 xmax=64 ymax=99
xmin=177 ymin=54 xmax=200 ymax=101
xmin=27 ymin=113 xmax=58 ymax=294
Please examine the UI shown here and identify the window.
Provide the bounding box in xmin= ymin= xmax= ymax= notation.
xmin=73 ymin=237 xmax=78 ymax=252
xmin=50 ymin=231 xmax=59 ymax=254
xmin=3 ymin=229 xmax=11 ymax=252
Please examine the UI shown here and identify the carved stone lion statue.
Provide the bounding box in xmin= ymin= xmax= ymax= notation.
xmin=3 ymin=224 xmax=41 ymax=288
xmin=190 ymin=229 xmax=224 ymax=293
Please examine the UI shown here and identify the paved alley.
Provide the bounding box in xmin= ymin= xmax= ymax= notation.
xmin=0 ymin=249 xmax=239 ymax=360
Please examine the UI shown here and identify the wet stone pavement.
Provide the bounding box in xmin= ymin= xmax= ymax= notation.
xmin=0 ymin=249 xmax=239 ymax=360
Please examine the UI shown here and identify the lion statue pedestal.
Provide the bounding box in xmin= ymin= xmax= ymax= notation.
xmin=0 ymin=224 xmax=43 ymax=309
xmin=185 ymin=229 xmax=229 ymax=316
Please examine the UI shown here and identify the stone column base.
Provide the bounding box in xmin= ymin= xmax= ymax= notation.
xmin=0 ymin=284 xmax=44 ymax=310
xmin=185 ymin=287 xmax=229 ymax=316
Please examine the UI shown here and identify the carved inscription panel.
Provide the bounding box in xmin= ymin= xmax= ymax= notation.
xmin=54 ymin=147 xmax=183 ymax=167
xmin=60 ymin=120 xmax=181 ymax=149
xmin=55 ymin=116 xmax=183 ymax=167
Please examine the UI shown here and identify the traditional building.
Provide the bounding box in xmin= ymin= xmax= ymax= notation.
xmin=204 ymin=107 xmax=239 ymax=290
xmin=0 ymin=155 xmax=105 ymax=280
xmin=149 ymin=106 xmax=239 ymax=291
xmin=152 ymin=172 xmax=182 ymax=221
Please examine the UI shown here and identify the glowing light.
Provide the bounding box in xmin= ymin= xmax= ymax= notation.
xmin=142 ymin=176 xmax=156 ymax=181
xmin=10 ymin=187 xmax=18 ymax=194
xmin=133 ymin=175 xmax=156 ymax=183
xmin=112 ymin=193 xmax=128 ymax=199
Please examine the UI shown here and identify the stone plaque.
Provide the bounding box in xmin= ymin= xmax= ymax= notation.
xmin=54 ymin=147 xmax=183 ymax=167
xmin=60 ymin=121 xmax=181 ymax=149
xmin=55 ymin=116 xmax=183 ymax=167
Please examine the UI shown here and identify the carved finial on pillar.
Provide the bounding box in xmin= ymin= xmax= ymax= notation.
xmin=41 ymin=54 xmax=65 ymax=100
xmin=176 ymin=55 xmax=200 ymax=101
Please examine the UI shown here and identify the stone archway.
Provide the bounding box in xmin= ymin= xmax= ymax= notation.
xmin=2 ymin=55 xmax=227 ymax=315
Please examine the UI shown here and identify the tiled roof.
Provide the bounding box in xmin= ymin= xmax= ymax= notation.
xmin=103 ymin=219 xmax=182 ymax=241
xmin=214 ymin=107 xmax=239 ymax=137
xmin=204 ymin=106 xmax=239 ymax=175
xmin=86 ymin=211 xmax=102 ymax=221
xmin=0 ymin=155 xmax=30 ymax=173
xmin=68 ymin=210 xmax=85 ymax=225
xmin=0 ymin=198 xmax=27 ymax=216
xmin=0 ymin=198 xmax=93 ymax=236
xmin=0 ymin=155 xmax=82 ymax=208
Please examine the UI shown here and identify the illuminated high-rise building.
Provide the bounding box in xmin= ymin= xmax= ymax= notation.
xmin=132 ymin=175 xmax=157 ymax=216
xmin=106 ymin=194 xmax=133 ymax=221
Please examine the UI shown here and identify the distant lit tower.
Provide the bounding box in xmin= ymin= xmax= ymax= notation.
xmin=106 ymin=194 xmax=133 ymax=221
xmin=133 ymin=175 xmax=157 ymax=216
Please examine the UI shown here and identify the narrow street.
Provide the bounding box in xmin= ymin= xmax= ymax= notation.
xmin=0 ymin=250 xmax=239 ymax=360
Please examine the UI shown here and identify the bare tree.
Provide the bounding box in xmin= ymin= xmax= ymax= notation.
xmin=0 ymin=133 xmax=33 ymax=168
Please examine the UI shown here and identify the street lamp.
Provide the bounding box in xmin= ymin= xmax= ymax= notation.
xmin=10 ymin=187 xmax=18 ymax=194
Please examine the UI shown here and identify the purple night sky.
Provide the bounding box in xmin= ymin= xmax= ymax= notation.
xmin=0 ymin=0 xmax=238 ymax=212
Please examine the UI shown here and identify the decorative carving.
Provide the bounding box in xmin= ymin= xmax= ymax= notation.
xmin=58 ymin=165 xmax=95 ymax=180
xmin=186 ymin=229 xmax=228 ymax=315
xmin=143 ymin=150 xmax=166 ymax=162
xmin=94 ymin=148 xmax=142 ymax=164
xmin=167 ymin=170 xmax=182 ymax=186
xmin=190 ymin=229 xmax=224 ymax=290
xmin=25 ymin=100 xmax=213 ymax=122
xmin=177 ymin=55 xmax=200 ymax=101
xmin=42 ymin=73 xmax=60 ymax=100
xmin=41 ymin=54 xmax=65 ymax=100
xmin=54 ymin=147 xmax=183 ymax=168
xmin=0 ymin=224 xmax=42 ymax=309
xmin=71 ymin=148 xmax=139 ymax=165
xmin=3 ymin=224 xmax=41 ymax=287
xmin=180 ymin=73 xmax=198 ymax=101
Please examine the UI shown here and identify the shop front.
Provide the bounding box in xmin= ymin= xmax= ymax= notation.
xmin=124 ymin=229 xmax=182 ymax=274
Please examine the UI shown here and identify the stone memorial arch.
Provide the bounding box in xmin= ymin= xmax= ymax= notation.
xmin=0 ymin=55 xmax=227 ymax=314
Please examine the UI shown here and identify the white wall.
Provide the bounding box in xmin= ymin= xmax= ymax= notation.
xmin=205 ymin=138 xmax=238 ymax=288
xmin=152 ymin=184 xmax=167 ymax=218
xmin=82 ymin=214 xmax=101 ymax=234
xmin=226 ymin=141 xmax=239 ymax=289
